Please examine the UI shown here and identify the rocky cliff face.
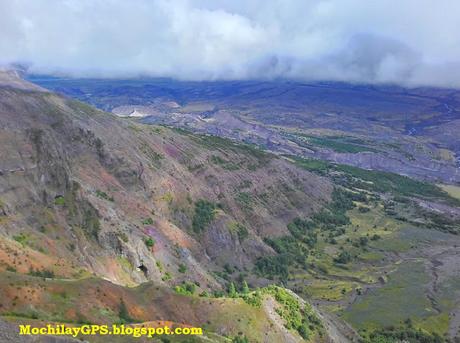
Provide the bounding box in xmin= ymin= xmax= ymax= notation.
xmin=0 ymin=71 xmax=332 ymax=290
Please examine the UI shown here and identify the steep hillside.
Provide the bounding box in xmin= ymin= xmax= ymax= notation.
xmin=0 ymin=73 xmax=332 ymax=285
xmin=0 ymin=71 xmax=334 ymax=342
xmin=0 ymin=271 xmax=330 ymax=343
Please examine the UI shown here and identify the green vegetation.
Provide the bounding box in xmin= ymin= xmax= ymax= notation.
xmin=292 ymin=157 xmax=331 ymax=175
xmin=28 ymin=268 xmax=55 ymax=278
xmin=118 ymin=298 xmax=135 ymax=323
xmin=192 ymin=200 xmax=217 ymax=233
xmin=334 ymin=251 xmax=352 ymax=264
xmin=242 ymin=281 xmax=249 ymax=294
xmin=178 ymin=264 xmax=187 ymax=273
xmin=202 ymin=283 xmax=324 ymax=339
xmin=161 ymin=192 xmax=174 ymax=204
xmin=255 ymin=250 xmax=293 ymax=281
xmin=174 ymin=282 xmax=196 ymax=295
xmin=209 ymin=155 xmax=240 ymax=170
xmin=161 ymin=272 xmax=172 ymax=281
xmin=144 ymin=237 xmax=155 ymax=248
xmin=422 ymin=210 xmax=460 ymax=235
xmin=242 ymin=290 xmax=263 ymax=307
xmin=156 ymin=261 xmax=163 ymax=272
xmin=54 ymin=195 xmax=65 ymax=206
xmin=139 ymin=142 xmax=163 ymax=167
xmin=228 ymin=282 xmax=237 ymax=298
xmin=344 ymin=262 xmax=433 ymax=331
xmin=439 ymin=184 xmax=460 ymax=200
xmin=117 ymin=231 xmax=129 ymax=243
xmin=292 ymin=134 xmax=378 ymax=153
xmin=265 ymin=286 xmax=323 ymax=339
xmin=6 ymin=265 xmax=17 ymax=272
xmin=81 ymin=206 xmax=101 ymax=240
xmin=142 ymin=217 xmax=154 ymax=225
xmin=293 ymin=156 xmax=458 ymax=204
xmin=13 ymin=233 xmax=28 ymax=246
xmin=95 ymin=190 xmax=114 ymax=202
xmin=335 ymin=164 xmax=450 ymax=199
xmin=255 ymin=188 xmax=358 ymax=280
xmin=235 ymin=223 xmax=249 ymax=241
xmin=228 ymin=221 xmax=250 ymax=241
xmin=235 ymin=192 xmax=254 ymax=212
xmin=364 ymin=321 xmax=444 ymax=343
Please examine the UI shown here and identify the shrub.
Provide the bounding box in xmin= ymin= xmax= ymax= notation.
xmin=28 ymin=268 xmax=55 ymax=278
xmin=236 ymin=223 xmax=249 ymax=241
xmin=118 ymin=298 xmax=134 ymax=323
xmin=96 ymin=190 xmax=114 ymax=202
xmin=371 ymin=234 xmax=381 ymax=241
xmin=144 ymin=237 xmax=155 ymax=248
xmin=174 ymin=282 xmax=196 ymax=295
xmin=142 ymin=217 xmax=154 ymax=225
xmin=235 ymin=192 xmax=253 ymax=211
xmin=13 ymin=233 xmax=28 ymax=245
xmin=117 ymin=232 xmax=129 ymax=243
xmin=359 ymin=236 xmax=369 ymax=246
xmin=232 ymin=336 xmax=249 ymax=343
xmin=192 ymin=200 xmax=217 ymax=233
xmin=6 ymin=265 xmax=16 ymax=272
xmin=54 ymin=196 xmax=65 ymax=206
xmin=334 ymin=251 xmax=352 ymax=264
xmin=162 ymin=272 xmax=172 ymax=281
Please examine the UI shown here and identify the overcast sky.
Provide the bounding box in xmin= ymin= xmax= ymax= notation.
xmin=1 ymin=0 xmax=459 ymax=87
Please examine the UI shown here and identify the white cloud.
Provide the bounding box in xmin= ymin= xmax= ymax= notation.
xmin=1 ymin=0 xmax=459 ymax=87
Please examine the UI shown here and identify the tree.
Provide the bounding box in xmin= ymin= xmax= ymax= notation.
xmin=228 ymin=282 xmax=237 ymax=298
xmin=242 ymin=280 xmax=249 ymax=294
xmin=118 ymin=298 xmax=133 ymax=323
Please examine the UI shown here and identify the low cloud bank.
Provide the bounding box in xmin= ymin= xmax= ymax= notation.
xmin=1 ymin=0 xmax=459 ymax=87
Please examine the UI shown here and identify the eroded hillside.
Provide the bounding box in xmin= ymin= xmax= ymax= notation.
xmin=0 ymin=72 xmax=335 ymax=342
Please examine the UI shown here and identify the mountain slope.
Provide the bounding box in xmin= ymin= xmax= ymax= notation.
xmin=3 ymin=72 xmax=460 ymax=342
xmin=0 ymin=71 xmax=335 ymax=342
